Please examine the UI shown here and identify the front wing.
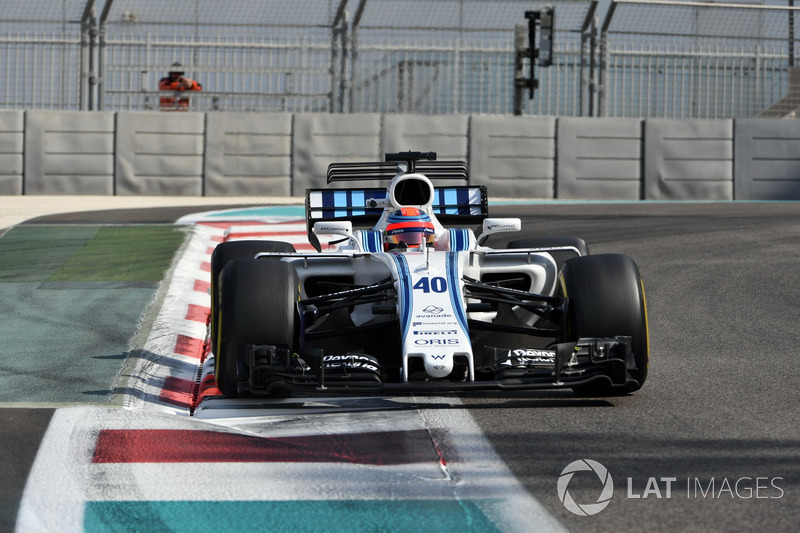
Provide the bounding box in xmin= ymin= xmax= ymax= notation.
xmin=233 ymin=264 xmax=640 ymax=395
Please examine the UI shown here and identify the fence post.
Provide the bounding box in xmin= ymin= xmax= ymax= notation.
xmin=97 ymin=19 xmax=107 ymax=110
xmin=790 ymin=0 xmax=795 ymax=68
xmin=80 ymin=19 xmax=90 ymax=110
xmin=88 ymin=15 xmax=99 ymax=110
xmin=330 ymin=27 xmax=340 ymax=112
xmin=513 ymin=24 xmax=527 ymax=116
xmin=755 ymin=44 xmax=762 ymax=115
xmin=581 ymin=18 xmax=598 ymax=117
xmin=598 ymin=35 xmax=608 ymax=117
xmin=349 ymin=29 xmax=358 ymax=113
xmin=80 ymin=1 xmax=97 ymax=111
xmin=350 ymin=0 xmax=368 ymax=113
xmin=339 ymin=18 xmax=350 ymax=113
xmin=97 ymin=0 xmax=113 ymax=111
xmin=589 ymin=17 xmax=598 ymax=116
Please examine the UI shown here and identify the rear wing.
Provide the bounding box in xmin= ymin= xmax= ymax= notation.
xmin=306 ymin=185 xmax=488 ymax=231
xmin=326 ymin=160 xmax=469 ymax=183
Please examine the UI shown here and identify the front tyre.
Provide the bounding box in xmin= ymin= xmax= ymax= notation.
xmin=210 ymin=240 xmax=295 ymax=350
xmin=215 ymin=259 xmax=299 ymax=397
xmin=559 ymin=254 xmax=649 ymax=395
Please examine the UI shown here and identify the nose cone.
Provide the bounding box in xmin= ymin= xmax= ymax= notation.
xmin=423 ymin=352 xmax=453 ymax=378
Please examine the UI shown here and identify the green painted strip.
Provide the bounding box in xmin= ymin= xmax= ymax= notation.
xmin=84 ymin=500 xmax=501 ymax=533
xmin=0 ymin=226 xmax=99 ymax=283
xmin=49 ymin=226 xmax=186 ymax=282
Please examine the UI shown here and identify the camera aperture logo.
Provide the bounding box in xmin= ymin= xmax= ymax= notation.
xmin=558 ymin=459 xmax=614 ymax=516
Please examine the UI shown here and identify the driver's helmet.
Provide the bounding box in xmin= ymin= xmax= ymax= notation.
xmin=384 ymin=207 xmax=436 ymax=251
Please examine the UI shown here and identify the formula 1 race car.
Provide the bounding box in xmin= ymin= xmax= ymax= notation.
xmin=210 ymin=151 xmax=649 ymax=398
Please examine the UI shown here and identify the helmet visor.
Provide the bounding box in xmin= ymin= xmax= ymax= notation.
xmin=386 ymin=228 xmax=431 ymax=247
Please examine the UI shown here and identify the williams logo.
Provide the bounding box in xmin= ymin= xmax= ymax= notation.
xmin=557 ymin=459 xmax=614 ymax=516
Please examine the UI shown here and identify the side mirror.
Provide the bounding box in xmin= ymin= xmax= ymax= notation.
xmin=477 ymin=218 xmax=521 ymax=245
xmin=313 ymin=221 xmax=354 ymax=250
xmin=313 ymin=220 xmax=353 ymax=238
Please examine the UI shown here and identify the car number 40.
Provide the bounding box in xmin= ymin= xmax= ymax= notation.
xmin=414 ymin=276 xmax=447 ymax=293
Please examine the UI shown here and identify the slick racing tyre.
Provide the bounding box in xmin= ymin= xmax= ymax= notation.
xmin=559 ymin=254 xmax=649 ymax=396
xmin=215 ymin=259 xmax=299 ymax=397
xmin=507 ymin=237 xmax=589 ymax=272
xmin=210 ymin=240 xmax=295 ymax=349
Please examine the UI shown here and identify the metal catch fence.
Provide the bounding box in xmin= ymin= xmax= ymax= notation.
xmin=0 ymin=0 xmax=86 ymax=110
xmin=2 ymin=0 xmax=800 ymax=118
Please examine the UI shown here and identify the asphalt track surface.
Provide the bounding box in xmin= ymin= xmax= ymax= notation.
xmin=3 ymin=201 xmax=800 ymax=532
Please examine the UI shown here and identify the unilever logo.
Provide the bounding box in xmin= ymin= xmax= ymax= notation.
xmin=557 ymin=459 xmax=614 ymax=516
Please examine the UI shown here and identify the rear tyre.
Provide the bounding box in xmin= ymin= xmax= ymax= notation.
xmin=210 ymin=240 xmax=295 ymax=349
xmin=507 ymin=237 xmax=589 ymax=272
xmin=559 ymin=254 xmax=649 ymax=396
xmin=215 ymin=259 xmax=299 ymax=397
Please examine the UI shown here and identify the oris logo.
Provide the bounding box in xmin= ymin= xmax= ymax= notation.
xmin=414 ymin=339 xmax=459 ymax=346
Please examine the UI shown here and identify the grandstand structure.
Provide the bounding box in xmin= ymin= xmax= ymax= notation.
xmin=1 ymin=0 xmax=800 ymax=118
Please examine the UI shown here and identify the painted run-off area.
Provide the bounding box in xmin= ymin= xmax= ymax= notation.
xmin=0 ymin=225 xmax=185 ymax=404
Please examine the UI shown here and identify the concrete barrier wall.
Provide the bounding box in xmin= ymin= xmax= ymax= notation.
xmin=469 ymin=116 xmax=555 ymax=199
xmin=644 ymin=119 xmax=733 ymax=201
xmin=0 ymin=111 xmax=23 ymax=194
xmin=115 ymin=112 xmax=205 ymax=195
xmin=205 ymin=113 xmax=292 ymax=196
xmin=24 ymin=111 xmax=115 ymax=195
xmin=0 ymin=111 xmax=796 ymax=200
xmin=734 ymin=119 xmax=800 ymax=200
xmin=382 ymin=115 xmax=469 ymax=161
xmin=557 ymin=118 xmax=643 ymax=200
xmin=292 ymin=114 xmax=381 ymax=194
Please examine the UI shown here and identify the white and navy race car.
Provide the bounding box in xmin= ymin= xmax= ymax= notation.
xmin=210 ymin=151 xmax=649 ymax=397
